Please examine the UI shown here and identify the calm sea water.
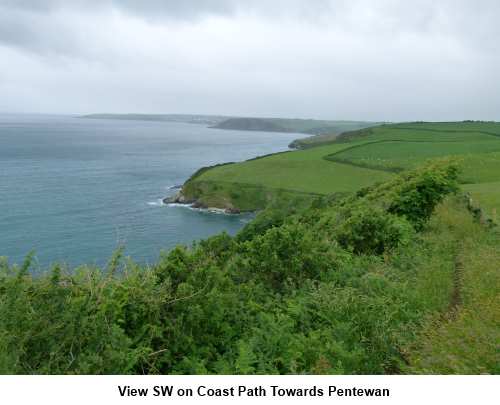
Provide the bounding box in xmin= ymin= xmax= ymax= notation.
xmin=0 ymin=114 xmax=298 ymax=269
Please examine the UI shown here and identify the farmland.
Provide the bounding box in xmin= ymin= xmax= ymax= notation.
xmin=179 ymin=121 xmax=500 ymax=217
xmin=179 ymin=143 xmax=393 ymax=210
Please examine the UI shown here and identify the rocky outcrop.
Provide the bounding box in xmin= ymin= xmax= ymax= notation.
xmin=162 ymin=190 xmax=193 ymax=205
xmin=162 ymin=190 xmax=241 ymax=214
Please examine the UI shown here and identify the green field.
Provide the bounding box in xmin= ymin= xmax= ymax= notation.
xmin=181 ymin=143 xmax=393 ymax=210
xmin=337 ymin=121 xmax=500 ymax=142
xmin=180 ymin=121 xmax=500 ymax=217
xmin=330 ymin=122 xmax=500 ymax=217
xmin=198 ymin=144 xmax=393 ymax=193
xmin=329 ymin=141 xmax=500 ymax=179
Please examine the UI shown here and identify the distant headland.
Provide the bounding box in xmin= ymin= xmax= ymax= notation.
xmin=80 ymin=113 xmax=377 ymax=149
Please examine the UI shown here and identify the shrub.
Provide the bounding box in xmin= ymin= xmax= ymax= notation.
xmin=335 ymin=208 xmax=414 ymax=255
xmin=388 ymin=161 xmax=459 ymax=229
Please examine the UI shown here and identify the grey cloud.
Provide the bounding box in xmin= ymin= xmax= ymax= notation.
xmin=0 ymin=8 xmax=78 ymax=55
xmin=0 ymin=0 xmax=325 ymax=54
xmin=0 ymin=0 xmax=499 ymax=120
xmin=2 ymin=0 xmax=500 ymax=54
xmin=0 ymin=0 xmax=329 ymax=17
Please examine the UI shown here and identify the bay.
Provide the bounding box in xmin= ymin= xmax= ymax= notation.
xmin=0 ymin=114 xmax=298 ymax=270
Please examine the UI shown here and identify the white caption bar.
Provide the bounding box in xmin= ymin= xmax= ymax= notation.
xmin=0 ymin=375 xmax=498 ymax=405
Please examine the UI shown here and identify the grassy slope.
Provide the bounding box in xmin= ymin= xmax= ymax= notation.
xmin=406 ymin=203 xmax=500 ymax=374
xmin=182 ymin=143 xmax=392 ymax=210
xmin=329 ymin=141 xmax=500 ymax=177
xmin=283 ymin=121 xmax=379 ymax=148
xmin=337 ymin=121 xmax=500 ymax=142
xmin=181 ymin=122 xmax=500 ymax=214
xmin=198 ymin=144 xmax=392 ymax=193
xmin=330 ymin=122 xmax=500 ymax=217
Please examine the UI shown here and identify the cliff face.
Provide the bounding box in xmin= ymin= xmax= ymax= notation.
xmin=163 ymin=176 xmax=320 ymax=214
xmin=163 ymin=188 xmax=243 ymax=214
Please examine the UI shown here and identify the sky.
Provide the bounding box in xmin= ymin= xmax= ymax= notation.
xmin=0 ymin=0 xmax=499 ymax=121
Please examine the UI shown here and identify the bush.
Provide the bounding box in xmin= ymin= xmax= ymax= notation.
xmin=388 ymin=161 xmax=459 ymax=229
xmin=335 ymin=208 xmax=414 ymax=254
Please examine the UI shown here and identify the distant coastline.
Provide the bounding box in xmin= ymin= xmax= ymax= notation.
xmin=81 ymin=113 xmax=377 ymax=149
xmin=80 ymin=113 xmax=229 ymax=126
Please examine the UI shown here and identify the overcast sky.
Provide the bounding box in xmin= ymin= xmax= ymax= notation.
xmin=0 ymin=0 xmax=499 ymax=121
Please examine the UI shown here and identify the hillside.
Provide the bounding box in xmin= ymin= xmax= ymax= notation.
xmin=212 ymin=117 xmax=290 ymax=132
xmin=174 ymin=121 xmax=500 ymax=220
xmin=211 ymin=117 xmax=376 ymax=141
xmin=173 ymin=144 xmax=392 ymax=211
xmin=80 ymin=114 xmax=375 ymax=142
xmin=2 ymin=162 xmax=498 ymax=374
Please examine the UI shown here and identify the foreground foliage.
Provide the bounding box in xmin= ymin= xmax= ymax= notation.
xmin=0 ymin=161 xmax=497 ymax=374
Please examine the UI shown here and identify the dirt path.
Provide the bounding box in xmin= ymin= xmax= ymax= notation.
xmin=445 ymin=245 xmax=464 ymax=320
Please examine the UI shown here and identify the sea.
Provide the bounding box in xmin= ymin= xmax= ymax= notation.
xmin=0 ymin=114 xmax=298 ymax=270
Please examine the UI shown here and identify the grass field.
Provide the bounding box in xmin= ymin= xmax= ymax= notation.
xmin=329 ymin=141 xmax=500 ymax=179
xmin=181 ymin=121 xmax=500 ymax=215
xmin=181 ymin=143 xmax=392 ymax=209
xmin=330 ymin=123 xmax=500 ymax=218
xmin=338 ymin=121 xmax=500 ymax=142
xmin=197 ymin=144 xmax=392 ymax=194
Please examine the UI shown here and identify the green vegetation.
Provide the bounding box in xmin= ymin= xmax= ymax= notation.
xmin=405 ymin=203 xmax=500 ymax=374
xmin=180 ymin=144 xmax=392 ymax=210
xmin=289 ymin=132 xmax=366 ymax=149
xmin=180 ymin=121 xmax=500 ymax=217
xmin=329 ymin=141 xmax=500 ymax=171
xmin=3 ymin=161 xmax=498 ymax=375
xmin=336 ymin=121 xmax=500 ymax=143
xmin=329 ymin=122 xmax=500 ymax=220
